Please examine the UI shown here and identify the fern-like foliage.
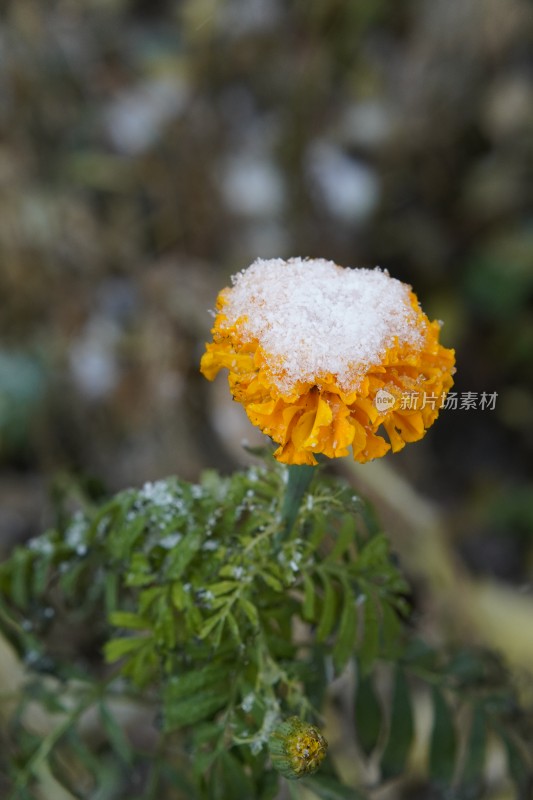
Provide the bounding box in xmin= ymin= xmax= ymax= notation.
xmin=0 ymin=460 xmax=531 ymax=799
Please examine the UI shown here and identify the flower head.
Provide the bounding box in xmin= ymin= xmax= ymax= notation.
xmin=201 ymin=258 xmax=455 ymax=465
xmin=268 ymin=716 xmax=328 ymax=779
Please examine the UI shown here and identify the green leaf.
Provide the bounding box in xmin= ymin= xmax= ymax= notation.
xmin=381 ymin=668 xmax=414 ymax=780
xmin=209 ymin=581 xmax=239 ymax=596
xmin=356 ymin=534 xmax=389 ymax=572
xmin=308 ymin=508 xmax=328 ymax=549
xmin=302 ymin=572 xmax=316 ymax=621
xmin=379 ymin=602 xmax=402 ymax=658
xmin=281 ymin=464 xmax=315 ymax=535
xmin=108 ymin=514 xmax=146 ymax=560
xmin=200 ymin=607 xmax=228 ymax=640
xmin=163 ymin=664 xmax=231 ymax=731
xmin=225 ymin=611 xmax=241 ymax=643
xmin=460 ymin=706 xmax=486 ymax=785
xmin=239 ymin=596 xmax=259 ymax=628
xmin=104 ymin=571 xmax=118 ymax=614
xmin=166 ymin=663 xmax=230 ymax=700
xmin=104 ymin=635 xmax=148 ymax=662
xmin=429 ymin=687 xmax=457 ymax=784
xmin=109 ymin=611 xmax=149 ymax=629
xmin=164 ymin=689 xmax=229 ymax=731
xmin=171 ymin=581 xmax=189 ymax=611
xmin=333 ymin=582 xmax=357 ymax=673
xmin=164 ymin=529 xmax=201 ymax=579
xmin=355 ymin=675 xmax=382 ymax=757
xmin=124 ymin=552 xmax=153 ymax=587
xmin=139 ymin=585 xmax=165 ymax=616
xmin=154 ymin=596 xmax=178 ymax=648
xmin=210 ymin=751 xmax=256 ymax=800
xmin=358 ymin=596 xmax=379 ymax=675
xmin=261 ymin=571 xmax=283 ymax=592
xmin=316 ymin=571 xmax=336 ymax=642
xmin=99 ymin=703 xmax=132 ymax=763
xmin=327 ymin=514 xmax=357 ymax=562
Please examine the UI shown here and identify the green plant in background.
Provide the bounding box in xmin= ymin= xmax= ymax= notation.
xmin=0 ymin=259 xmax=531 ymax=799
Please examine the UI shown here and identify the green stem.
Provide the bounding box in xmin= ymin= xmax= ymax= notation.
xmin=280 ymin=464 xmax=316 ymax=537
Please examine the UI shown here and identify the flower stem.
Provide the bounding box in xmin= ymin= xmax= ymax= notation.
xmin=280 ymin=464 xmax=315 ymax=537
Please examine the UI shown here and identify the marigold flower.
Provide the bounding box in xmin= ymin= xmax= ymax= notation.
xmin=268 ymin=716 xmax=328 ymax=779
xmin=201 ymin=258 xmax=455 ymax=465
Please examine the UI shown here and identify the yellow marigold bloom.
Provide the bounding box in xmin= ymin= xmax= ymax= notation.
xmin=201 ymin=258 xmax=455 ymax=466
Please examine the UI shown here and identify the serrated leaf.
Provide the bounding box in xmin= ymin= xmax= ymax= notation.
xmin=219 ymin=564 xmax=238 ymax=578
xmin=99 ymin=703 xmax=132 ymax=763
xmin=170 ymin=581 xmax=187 ymax=610
xmin=327 ymin=514 xmax=356 ymax=562
xmin=164 ymin=689 xmax=229 ymax=730
xmin=166 ymin=663 xmax=229 ymax=699
xmin=124 ymin=552 xmax=153 ymax=587
xmin=358 ymin=596 xmax=379 ymax=675
xmin=333 ymin=583 xmax=357 ymax=673
xmin=164 ymin=664 xmax=230 ymax=730
xmin=356 ymin=534 xmax=389 ymax=572
xmin=104 ymin=635 xmax=149 ymax=662
xmin=108 ymin=514 xmax=146 ymax=560
xmin=154 ymin=597 xmax=177 ymax=648
xmin=381 ymin=668 xmax=414 ymax=780
xmin=261 ymin=571 xmax=283 ymax=592
xmin=316 ymin=571 xmax=336 ymax=642
xmin=200 ymin=607 xmax=228 ymax=640
xmin=109 ymin=611 xmax=149 ymax=629
xmin=308 ymin=508 xmax=328 ymax=549
xmin=225 ymin=611 xmax=241 ymax=643
xmin=239 ymin=597 xmax=259 ymax=628
xmin=209 ymin=581 xmax=239 ymax=596
xmin=139 ymin=586 xmax=163 ymax=615
xmin=164 ymin=529 xmax=201 ymax=579
xmin=429 ymin=687 xmax=457 ymax=783
xmin=460 ymin=706 xmax=486 ymax=785
xmin=355 ymin=674 xmax=382 ymax=757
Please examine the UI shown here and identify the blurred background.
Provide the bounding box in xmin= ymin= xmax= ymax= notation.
xmin=1 ymin=0 xmax=533 ymax=634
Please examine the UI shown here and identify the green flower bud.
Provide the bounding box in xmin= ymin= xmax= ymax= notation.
xmin=268 ymin=717 xmax=328 ymax=779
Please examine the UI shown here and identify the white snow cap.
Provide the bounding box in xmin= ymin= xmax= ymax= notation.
xmin=221 ymin=258 xmax=426 ymax=393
